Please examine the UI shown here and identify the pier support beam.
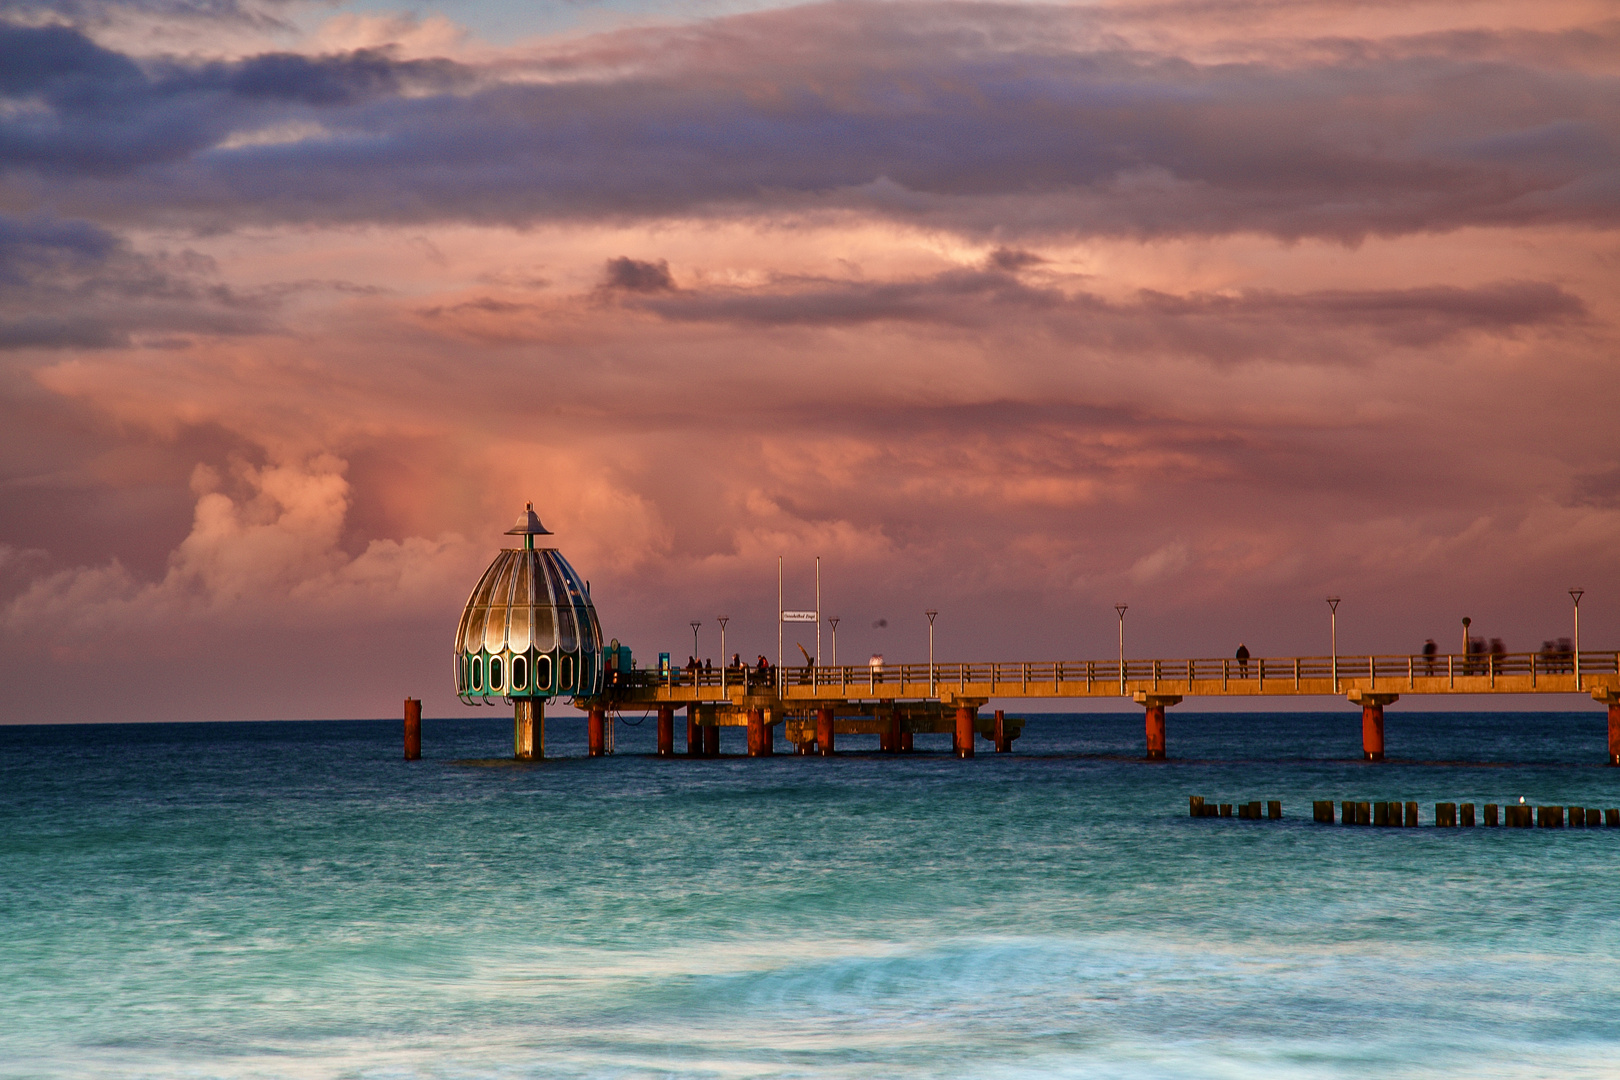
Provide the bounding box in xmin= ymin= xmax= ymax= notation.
xmin=702 ymin=722 xmax=720 ymax=758
xmin=955 ymin=705 xmax=976 ymax=758
xmin=816 ymin=706 xmax=836 ymax=756
xmin=656 ymin=705 xmax=674 ymax=757
xmin=1132 ymin=693 xmax=1182 ymax=760
xmin=747 ymin=708 xmax=767 ymax=756
xmin=901 ymin=729 xmax=913 ymax=752
xmin=686 ymin=705 xmax=700 ymax=757
xmin=1596 ymin=690 xmax=1620 ymax=765
xmin=404 ymin=697 xmax=421 ymax=760
xmin=588 ymin=706 xmax=606 ymax=757
xmin=514 ymin=698 xmax=542 ymax=760
xmin=1349 ymin=691 xmax=1399 ymax=762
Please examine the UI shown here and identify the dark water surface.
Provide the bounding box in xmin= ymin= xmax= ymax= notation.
xmin=3 ymin=710 xmax=1619 ymax=1079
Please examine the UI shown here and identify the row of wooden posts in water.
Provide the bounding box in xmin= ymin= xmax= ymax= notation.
xmin=1189 ymin=795 xmax=1620 ymax=827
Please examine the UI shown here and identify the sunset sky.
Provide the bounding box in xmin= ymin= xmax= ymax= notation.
xmin=1 ymin=0 xmax=1616 ymax=722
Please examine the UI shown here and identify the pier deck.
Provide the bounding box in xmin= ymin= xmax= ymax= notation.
xmin=573 ymin=649 xmax=1620 ymax=762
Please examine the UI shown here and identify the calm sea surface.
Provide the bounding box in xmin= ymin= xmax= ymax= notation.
xmin=3 ymin=710 xmax=1619 ymax=1079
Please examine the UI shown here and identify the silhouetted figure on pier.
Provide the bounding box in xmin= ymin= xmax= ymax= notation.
xmin=1235 ymin=643 xmax=1250 ymax=676
xmin=1423 ymin=639 xmax=1437 ymax=675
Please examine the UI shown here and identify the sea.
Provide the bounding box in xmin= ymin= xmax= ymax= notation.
xmin=2 ymin=709 xmax=1618 ymax=1080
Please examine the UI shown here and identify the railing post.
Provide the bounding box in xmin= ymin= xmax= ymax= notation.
xmin=1294 ymin=657 xmax=1300 ymax=690
xmin=1369 ymin=654 xmax=1375 ymax=690
xmin=1448 ymin=653 xmax=1453 ymax=688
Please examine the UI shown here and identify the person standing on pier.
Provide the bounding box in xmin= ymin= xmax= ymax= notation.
xmin=1236 ymin=643 xmax=1250 ymax=676
xmin=1423 ymin=639 xmax=1437 ymax=675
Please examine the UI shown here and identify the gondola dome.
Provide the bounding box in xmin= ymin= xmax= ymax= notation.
xmin=455 ymin=503 xmax=603 ymax=703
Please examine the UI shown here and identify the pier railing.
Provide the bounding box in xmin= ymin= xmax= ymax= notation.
xmin=615 ymin=649 xmax=1620 ymax=701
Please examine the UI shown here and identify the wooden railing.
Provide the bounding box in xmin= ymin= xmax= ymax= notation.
xmin=614 ymin=649 xmax=1619 ymax=697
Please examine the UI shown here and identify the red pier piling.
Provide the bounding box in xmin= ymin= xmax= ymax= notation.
xmin=657 ymin=705 xmax=674 ymax=757
xmin=685 ymin=705 xmax=700 ymax=757
xmin=816 ymin=706 xmax=835 ymax=756
xmin=588 ymin=706 xmax=606 ymax=757
xmin=1134 ymin=693 xmax=1181 ymax=760
xmin=1362 ymin=704 xmax=1384 ymax=761
xmin=702 ymin=723 xmax=720 ymax=757
xmin=955 ymin=705 xmax=975 ymax=758
xmin=747 ymin=708 xmax=767 ymax=756
xmin=994 ymin=709 xmax=1013 ymax=753
xmin=1608 ymin=698 xmax=1620 ymax=766
xmin=1349 ymin=691 xmax=1398 ymax=762
xmin=403 ymin=698 xmax=421 ymax=760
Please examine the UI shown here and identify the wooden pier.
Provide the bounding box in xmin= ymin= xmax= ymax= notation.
xmin=581 ymin=649 xmax=1620 ymax=762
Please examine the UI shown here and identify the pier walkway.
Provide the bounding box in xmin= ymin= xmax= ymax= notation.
xmin=583 ymin=649 xmax=1620 ymax=764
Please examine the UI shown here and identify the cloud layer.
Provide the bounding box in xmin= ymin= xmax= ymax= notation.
xmin=0 ymin=0 xmax=1616 ymax=722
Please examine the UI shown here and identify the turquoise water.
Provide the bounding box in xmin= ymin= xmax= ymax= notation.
xmin=3 ymin=711 xmax=1619 ymax=1079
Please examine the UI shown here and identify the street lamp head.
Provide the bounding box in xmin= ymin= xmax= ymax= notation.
xmin=716 ymin=616 xmax=729 ymax=627
xmin=828 ymin=616 xmax=840 ymax=629
xmin=925 ymin=609 xmax=938 ymax=625
xmin=1326 ymin=596 xmax=1340 ymax=613
xmin=1570 ymin=587 xmax=1585 ymax=606
xmin=1115 ymin=603 xmax=1128 ymax=618
xmin=1462 ymin=616 xmax=1471 ymax=628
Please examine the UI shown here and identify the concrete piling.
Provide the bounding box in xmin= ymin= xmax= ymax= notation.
xmin=1406 ymin=801 xmax=1420 ymax=827
xmin=1191 ymin=796 xmax=1205 ymax=817
xmin=1315 ymin=800 xmax=1334 ymax=823
xmin=1609 ymin=700 xmax=1620 ymax=766
xmin=702 ymin=723 xmax=720 ymax=757
xmin=686 ymin=705 xmax=700 ymax=757
xmin=1608 ymin=809 xmax=1620 ymax=827
xmin=1342 ymin=800 xmax=1356 ymax=824
xmin=1356 ymin=801 xmax=1370 ymax=825
xmin=1485 ymin=803 xmax=1500 ymax=826
xmin=1268 ymin=800 xmax=1281 ymax=820
xmin=1459 ymin=803 xmax=1475 ymax=827
xmin=1220 ymin=803 xmax=1233 ymax=817
xmin=404 ymin=698 xmax=421 ymax=760
xmin=1435 ymin=802 xmax=1457 ymax=827
xmin=1568 ymin=805 xmax=1585 ymax=828
xmin=1588 ymin=808 xmax=1602 ymax=827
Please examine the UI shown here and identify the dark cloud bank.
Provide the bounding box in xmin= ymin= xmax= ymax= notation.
xmin=1 ymin=2 xmax=1617 ymax=240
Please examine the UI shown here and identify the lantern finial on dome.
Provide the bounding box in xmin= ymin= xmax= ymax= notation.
xmin=505 ymin=502 xmax=552 ymax=548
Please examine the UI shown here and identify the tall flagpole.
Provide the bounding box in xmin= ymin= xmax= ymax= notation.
xmin=777 ymin=555 xmax=783 ymax=694
xmin=816 ymin=556 xmax=822 ymax=671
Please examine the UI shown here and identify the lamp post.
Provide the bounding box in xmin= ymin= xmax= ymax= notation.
xmin=1115 ymin=603 xmax=1128 ymax=695
xmin=1571 ymin=588 xmax=1584 ymax=689
xmin=717 ymin=616 xmax=729 ymax=694
xmin=926 ymin=609 xmax=938 ymax=696
xmin=1326 ymin=597 xmax=1341 ymax=693
xmin=828 ymin=616 xmax=840 ymax=668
